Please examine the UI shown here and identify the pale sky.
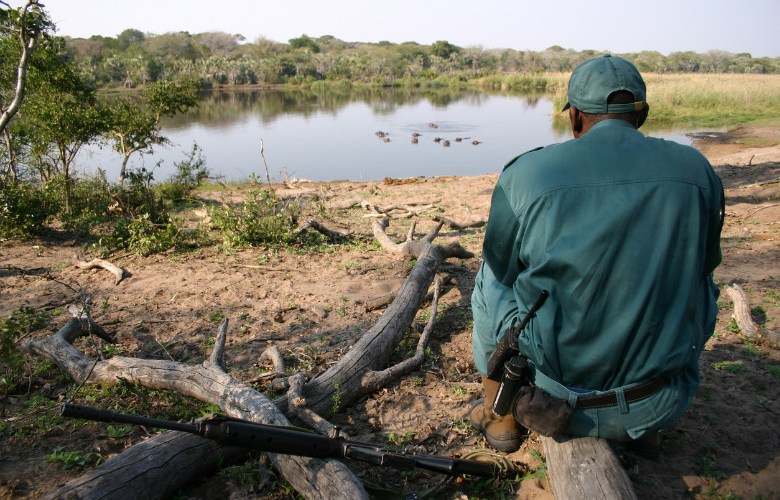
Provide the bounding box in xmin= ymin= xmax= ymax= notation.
xmin=41 ymin=0 xmax=780 ymax=57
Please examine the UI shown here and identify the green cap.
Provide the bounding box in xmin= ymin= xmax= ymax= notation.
xmin=562 ymin=54 xmax=647 ymax=114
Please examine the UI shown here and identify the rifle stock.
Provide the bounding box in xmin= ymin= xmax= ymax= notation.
xmin=62 ymin=403 xmax=498 ymax=477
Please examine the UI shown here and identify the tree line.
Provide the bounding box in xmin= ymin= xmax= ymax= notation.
xmin=66 ymin=30 xmax=779 ymax=89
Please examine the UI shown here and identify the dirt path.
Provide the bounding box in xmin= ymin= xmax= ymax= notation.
xmin=1 ymin=123 xmax=778 ymax=499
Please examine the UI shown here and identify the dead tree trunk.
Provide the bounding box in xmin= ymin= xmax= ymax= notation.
xmin=279 ymin=220 xmax=473 ymax=415
xmin=543 ymin=435 xmax=637 ymax=499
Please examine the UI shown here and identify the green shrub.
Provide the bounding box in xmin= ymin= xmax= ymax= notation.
xmin=711 ymin=361 xmax=744 ymax=373
xmin=209 ymin=189 xmax=299 ymax=248
xmin=0 ymin=180 xmax=60 ymax=238
xmin=58 ymin=172 xmax=115 ymax=235
xmin=157 ymin=142 xmax=210 ymax=204
xmin=123 ymin=165 xmax=165 ymax=223
xmin=115 ymin=213 xmax=185 ymax=256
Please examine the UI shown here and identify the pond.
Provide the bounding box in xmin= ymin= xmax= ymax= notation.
xmin=77 ymin=88 xmax=694 ymax=183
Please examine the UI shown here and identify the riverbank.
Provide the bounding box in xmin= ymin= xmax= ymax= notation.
xmin=1 ymin=122 xmax=778 ymax=498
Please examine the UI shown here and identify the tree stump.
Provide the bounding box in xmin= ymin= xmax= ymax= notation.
xmin=543 ymin=435 xmax=637 ymax=500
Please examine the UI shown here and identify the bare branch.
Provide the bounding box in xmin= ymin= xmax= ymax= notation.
xmin=259 ymin=138 xmax=272 ymax=189
xmin=208 ymin=318 xmax=229 ymax=370
xmin=294 ymin=219 xmax=353 ymax=240
xmin=74 ymin=255 xmax=128 ymax=285
xmin=361 ymin=276 xmax=442 ymax=390
xmin=432 ymin=215 xmax=486 ymax=230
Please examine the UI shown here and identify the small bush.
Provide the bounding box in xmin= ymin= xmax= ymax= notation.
xmin=123 ymin=165 xmax=165 ymax=222
xmin=157 ymin=142 xmax=210 ymax=204
xmin=111 ymin=213 xmax=185 ymax=256
xmin=0 ymin=181 xmax=60 ymax=238
xmin=209 ymin=189 xmax=299 ymax=248
xmin=58 ymin=172 xmax=115 ymax=235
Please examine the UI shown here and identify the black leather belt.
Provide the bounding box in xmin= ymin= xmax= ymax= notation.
xmin=575 ymin=377 xmax=667 ymax=409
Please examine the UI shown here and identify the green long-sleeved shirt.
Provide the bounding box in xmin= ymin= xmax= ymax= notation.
xmin=483 ymin=119 xmax=723 ymax=390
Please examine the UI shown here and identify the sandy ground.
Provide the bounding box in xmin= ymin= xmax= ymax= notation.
xmin=1 ymin=123 xmax=779 ymax=499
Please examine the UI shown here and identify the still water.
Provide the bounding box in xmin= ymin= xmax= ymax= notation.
xmin=77 ymin=88 xmax=693 ymax=183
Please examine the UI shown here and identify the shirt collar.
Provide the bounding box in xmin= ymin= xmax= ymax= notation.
xmin=589 ymin=119 xmax=638 ymax=133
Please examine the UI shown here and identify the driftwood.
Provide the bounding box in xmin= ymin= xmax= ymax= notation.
xmin=74 ymin=255 xmax=128 ymax=285
xmin=371 ymin=218 xmax=472 ymax=261
xmin=543 ymin=436 xmax=637 ymax=499
xmin=23 ymin=219 xmax=473 ymax=498
xmin=724 ymin=282 xmax=780 ymax=348
xmin=724 ymin=283 xmax=760 ymax=338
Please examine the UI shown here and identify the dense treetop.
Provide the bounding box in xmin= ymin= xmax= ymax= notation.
xmin=62 ymin=30 xmax=780 ymax=88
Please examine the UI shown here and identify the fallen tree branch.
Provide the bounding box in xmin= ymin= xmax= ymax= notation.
xmin=74 ymin=255 xmax=128 ymax=285
xmin=23 ymin=219 xmax=475 ymax=497
xmin=363 ymin=274 xmax=452 ymax=312
xmin=42 ymin=428 xmax=248 ymax=500
xmin=21 ymin=318 xmax=368 ymax=499
xmin=245 ymin=346 xmax=286 ymax=385
xmin=372 ymin=218 xmax=473 ymax=260
xmin=361 ymin=276 xmax=442 ymax=391
xmin=287 ymin=372 xmax=345 ymax=438
xmin=745 ymin=203 xmax=780 ymax=218
xmin=259 ymin=345 xmax=286 ymax=373
xmin=432 ymin=215 xmax=486 ymax=231
xmin=277 ymin=220 xmax=473 ymax=416
xmin=724 ymin=283 xmax=761 ymax=339
xmin=294 ymin=219 xmax=353 ymax=240
xmin=724 ymin=283 xmax=780 ymax=348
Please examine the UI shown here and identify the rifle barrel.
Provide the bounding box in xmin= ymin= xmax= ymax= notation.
xmin=62 ymin=403 xmax=198 ymax=433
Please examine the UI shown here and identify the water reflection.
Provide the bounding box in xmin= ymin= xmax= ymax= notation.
xmin=78 ymin=88 xmax=693 ymax=183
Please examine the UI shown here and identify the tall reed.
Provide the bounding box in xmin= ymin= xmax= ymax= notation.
xmin=644 ymin=74 xmax=780 ymax=126
xmin=551 ymin=73 xmax=780 ymax=127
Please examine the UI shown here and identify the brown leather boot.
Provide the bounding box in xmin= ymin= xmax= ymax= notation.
xmin=470 ymin=376 xmax=525 ymax=452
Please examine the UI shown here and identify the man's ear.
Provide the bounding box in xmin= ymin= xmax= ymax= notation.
xmin=637 ymin=104 xmax=649 ymax=129
xmin=570 ymin=107 xmax=584 ymax=138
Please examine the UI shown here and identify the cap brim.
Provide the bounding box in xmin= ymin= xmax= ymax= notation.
xmin=561 ymin=102 xmax=571 ymax=112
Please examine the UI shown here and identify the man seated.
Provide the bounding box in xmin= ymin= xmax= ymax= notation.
xmin=470 ymin=55 xmax=724 ymax=453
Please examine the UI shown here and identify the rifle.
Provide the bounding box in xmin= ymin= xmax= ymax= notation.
xmin=61 ymin=403 xmax=499 ymax=477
